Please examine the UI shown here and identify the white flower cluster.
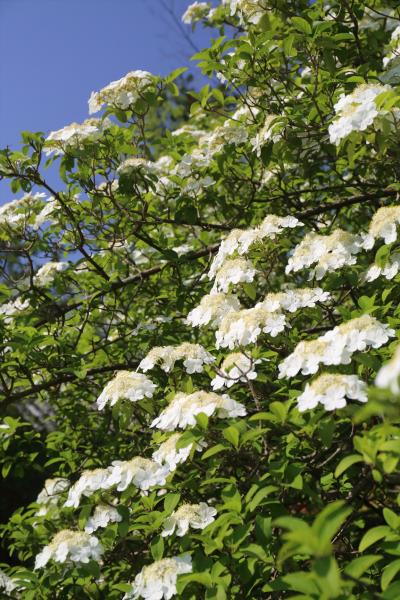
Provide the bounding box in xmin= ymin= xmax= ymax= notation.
xmin=208 ymin=215 xmax=302 ymax=279
xmin=212 ymin=352 xmax=259 ymax=390
xmin=89 ymin=70 xmax=154 ymax=114
xmin=363 ymin=205 xmax=400 ymax=248
xmin=182 ymin=2 xmax=210 ymax=24
xmin=286 ymin=229 xmax=362 ymax=280
xmin=186 ymin=292 xmax=241 ymax=328
xmin=34 ymin=196 xmax=59 ymax=229
xmin=376 ymin=345 xmax=400 ymax=394
xmin=96 ymin=371 xmax=156 ymax=410
xmin=33 ymin=261 xmax=68 ymax=287
xmin=151 ymin=391 xmax=246 ymax=431
xmin=162 ymin=502 xmax=217 ymax=537
xmin=225 ymin=0 xmax=265 ymax=25
xmin=212 ymin=258 xmax=257 ymax=293
xmin=107 ymin=457 xmax=169 ymax=493
xmin=364 ymin=254 xmax=400 ymax=282
xmin=0 ymin=569 xmax=18 ymax=595
xmin=64 ymin=468 xmax=111 ymax=508
xmin=152 ymin=433 xmax=204 ymax=471
xmin=251 ymin=114 xmax=283 ymax=156
xmin=0 ymin=192 xmax=46 ymax=228
xmin=35 ymin=530 xmax=103 ymax=569
xmin=85 ymin=504 xmax=122 ymax=533
xmin=328 ymin=84 xmax=390 ymax=145
xmin=35 ymin=478 xmax=70 ymax=517
xmin=262 ymin=287 xmax=331 ymax=313
xmin=139 ymin=343 xmax=214 ymax=374
xmin=0 ymin=297 xmax=30 ymax=323
xmin=216 ymin=305 xmax=286 ymax=349
xmin=297 ymin=373 xmax=367 ymax=412
xmin=44 ymin=118 xmax=111 ymax=155
xmin=279 ymin=315 xmax=395 ymax=378
xmin=124 ymin=555 xmax=192 ymax=600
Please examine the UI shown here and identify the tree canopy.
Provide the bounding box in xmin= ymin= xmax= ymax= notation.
xmin=1 ymin=1 xmax=400 ymax=598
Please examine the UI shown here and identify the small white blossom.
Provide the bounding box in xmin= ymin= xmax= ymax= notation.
xmin=85 ymin=504 xmax=122 ymax=533
xmin=226 ymin=0 xmax=265 ymax=25
xmin=89 ymin=70 xmax=154 ymax=114
xmin=251 ymin=114 xmax=283 ymax=156
xmin=106 ymin=457 xmax=169 ymax=492
xmin=376 ymin=345 xmax=400 ymax=394
xmin=0 ymin=570 xmax=18 ymax=594
xmin=363 ymin=205 xmax=400 ymax=249
xmin=262 ymin=288 xmax=330 ymax=313
xmin=34 ymin=197 xmax=59 ymax=229
xmin=212 ymin=258 xmax=257 ymax=293
xmin=35 ymin=530 xmax=103 ymax=569
xmin=44 ymin=118 xmax=112 ymax=155
xmin=0 ymin=192 xmax=46 ymax=228
xmin=279 ymin=315 xmax=395 ymax=378
xmin=211 ymin=352 xmax=259 ymax=389
xmin=186 ymin=292 xmax=241 ymax=328
xmin=96 ymin=371 xmax=156 ymax=410
xmin=64 ymin=468 xmax=111 ymax=508
xmin=35 ymin=478 xmax=70 ymax=517
xmin=152 ymin=433 xmax=205 ymax=471
xmin=139 ymin=343 xmax=214 ymax=374
xmin=286 ymin=229 xmax=362 ymax=280
xmin=328 ymin=84 xmax=391 ymax=145
xmin=124 ymin=554 xmax=192 ymax=600
xmin=151 ymin=391 xmax=246 ymax=431
xmin=216 ymin=305 xmax=286 ymax=349
xmin=297 ymin=373 xmax=367 ymax=412
xmin=364 ymin=254 xmax=400 ymax=282
xmin=33 ymin=261 xmax=68 ymax=287
xmin=162 ymin=502 xmax=217 ymax=537
xmin=0 ymin=297 xmax=30 ymax=322
xmin=182 ymin=2 xmax=210 ymax=24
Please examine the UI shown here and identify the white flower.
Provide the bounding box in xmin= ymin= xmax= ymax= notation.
xmin=0 ymin=192 xmax=46 ymax=228
xmin=328 ymin=84 xmax=391 ymax=145
xmin=85 ymin=504 xmax=122 ymax=533
xmin=186 ymin=292 xmax=241 ymax=328
xmin=34 ymin=196 xmax=59 ymax=229
xmin=262 ymin=287 xmax=330 ymax=313
xmin=35 ymin=530 xmax=103 ymax=569
xmin=212 ymin=258 xmax=257 ymax=292
xmin=227 ymin=0 xmax=265 ymax=25
xmin=216 ymin=305 xmax=286 ymax=349
xmin=0 ymin=569 xmax=18 ymax=594
xmin=124 ymin=554 xmax=192 ymax=600
xmin=0 ymin=297 xmax=30 ymax=323
xmin=211 ymin=352 xmax=259 ymax=389
xmin=363 ymin=206 xmax=400 ymax=249
xmin=286 ymin=229 xmax=362 ymax=280
xmin=89 ymin=70 xmax=154 ymax=114
xmin=44 ymin=118 xmax=112 ymax=155
xmin=106 ymin=457 xmax=169 ymax=492
xmin=35 ymin=478 xmax=70 ymax=516
xmin=64 ymin=468 xmax=111 ymax=508
xmin=139 ymin=343 xmax=214 ymax=374
xmin=208 ymin=216 xmax=302 ymax=280
xmin=251 ymin=115 xmax=283 ymax=156
xmin=96 ymin=371 xmax=156 ymax=410
xmin=363 ymin=254 xmax=400 ymax=282
xmin=162 ymin=502 xmax=217 ymax=537
xmin=376 ymin=345 xmax=400 ymax=394
xmin=152 ymin=433 xmax=204 ymax=471
xmin=151 ymin=391 xmax=246 ymax=431
xmin=279 ymin=315 xmax=395 ymax=378
xmin=33 ymin=261 xmax=68 ymax=286
xmin=182 ymin=2 xmax=210 ymax=24
xmin=297 ymin=373 xmax=367 ymax=412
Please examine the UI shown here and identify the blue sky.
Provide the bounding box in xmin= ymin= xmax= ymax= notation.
xmin=0 ymin=0 xmax=213 ymax=151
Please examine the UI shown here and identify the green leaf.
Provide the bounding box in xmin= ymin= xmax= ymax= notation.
xmin=359 ymin=526 xmax=391 ymax=552
xmin=334 ymin=454 xmax=363 ymax=477
xmin=291 ymin=16 xmax=312 ymax=34
xmin=344 ymin=555 xmax=382 ymax=579
xmin=382 ymin=559 xmax=400 ymax=591
xmin=150 ymin=535 xmax=164 ymax=561
xmin=222 ymin=426 xmax=239 ymax=448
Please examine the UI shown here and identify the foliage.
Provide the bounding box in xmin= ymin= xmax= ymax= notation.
xmin=1 ymin=1 xmax=400 ymax=598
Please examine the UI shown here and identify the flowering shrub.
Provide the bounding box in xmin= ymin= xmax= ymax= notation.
xmin=2 ymin=1 xmax=400 ymax=598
